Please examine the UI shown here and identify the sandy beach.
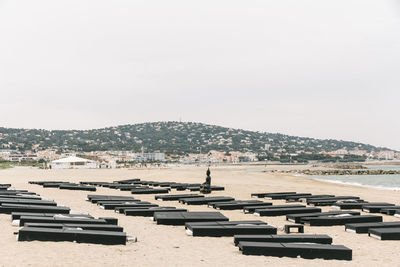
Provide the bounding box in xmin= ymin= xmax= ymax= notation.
xmin=0 ymin=165 xmax=399 ymax=266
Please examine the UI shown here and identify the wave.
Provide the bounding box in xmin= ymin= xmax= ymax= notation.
xmin=294 ymin=174 xmax=400 ymax=191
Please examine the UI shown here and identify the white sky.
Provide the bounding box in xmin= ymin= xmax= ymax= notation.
xmin=0 ymin=0 xmax=399 ymax=150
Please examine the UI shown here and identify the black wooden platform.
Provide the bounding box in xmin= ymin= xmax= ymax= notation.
xmin=301 ymin=215 xmax=383 ymax=226
xmin=234 ymin=234 xmax=333 ymax=246
xmin=153 ymin=212 xmax=229 ymax=225
xmin=238 ymin=242 xmax=352 ymax=260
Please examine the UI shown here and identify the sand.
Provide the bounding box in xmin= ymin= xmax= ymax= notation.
xmin=0 ymin=165 xmax=399 ymax=266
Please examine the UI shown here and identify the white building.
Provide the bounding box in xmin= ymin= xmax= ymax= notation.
xmin=377 ymin=150 xmax=395 ymax=160
xmin=50 ymin=156 xmax=97 ymax=169
xmin=141 ymin=153 xmax=165 ymax=161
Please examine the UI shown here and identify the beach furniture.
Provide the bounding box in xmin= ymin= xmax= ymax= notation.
xmin=103 ymin=184 xmax=147 ymax=190
xmin=96 ymin=199 xmax=144 ymax=206
xmin=185 ymin=186 xmax=225 ymax=192
xmin=185 ymin=221 xmax=276 ymax=236
xmin=209 ymin=200 xmax=265 ymax=210
xmin=42 ymin=182 xmax=68 ymax=188
xmin=170 ymin=183 xmax=200 ymax=189
xmin=233 ymin=234 xmax=333 ymax=246
xmin=300 ymin=215 xmax=383 ymax=226
xmin=244 ymin=204 xmax=304 ymax=214
xmin=0 ymin=195 xmax=42 ymax=200
xmin=345 ymin=221 xmax=400 ymax=234
xmin=264 ymin=193 xmax=312 ymax=200
xmin=251 ymin=192 xmax=296 ymax=198
xmin=113 ymin=178 xmax=141 ymax=184
xmin=380 ymin=208 xmax=400 ymax=215
xmin=287 ymin=211 xmax=360 ymax=223
xmin=0 ymin=204 xmax=70 ymax=214
xmin=155 ymin=194 xmax=204 ymax=201
xmin=16 ymin=216 xmax=114 ymax=226
xmin=306 ymin=196 xmax=361 ymax=206
xmin=175 ymin=184 xmax=202 ymax=191
xmin=157 ymin=182 xmax=177 ymax=187
xmin=153 ymin=211 xmax=229 ymax=225
xmin=297 ymin=195 xmax=336 ymax=202
xmin=0 ymin=190 xmax=37 ymax=195
xmin=254 ymin=207 xmax=321 ymax=217
xmin=29 ymin=181 xmax=64 ymax=185
xmin=131 ymin=188 xmax=170 ymax=194
xmin=369 ymin=228 xmax=400 ymax=240
xmin=362 ymin=205 xmax=400 ymax=213
xmin=284 ymin=194 xmax=321 ymax=202
xmin=100 ymin=202 xmax=155 ymax=210
xmin=332 ymin=202 xmax=394 ymax=210
xmin=80 ymin=181 xmax=111 ymax=186
xmin=0 ymin=199 xmax=57 ymax=206
xmin=11 ymin=212 xmax=93 ymax=220
xmin=179 ymin=196 xmax=235 ymax=205
xmin=17 ymin=227 xmax=128 ymax=245
xmin=237 ymin=242 xmax=352 ymax=260
xmin=87 ymin=195 xmax=136 ymax=203
xmin=114 ymin=204 xmax=159 ymax=213
xmin=124 ymin=207 xmax=187 ymax=216
xmin=24 ymin=222 xmax=124 ymax=232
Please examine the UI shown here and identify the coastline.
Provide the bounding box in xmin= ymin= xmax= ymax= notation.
xmin=0 ymin=166 xmax=399 ymax=266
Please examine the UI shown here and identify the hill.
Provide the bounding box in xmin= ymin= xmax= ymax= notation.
xmin=0 ymin=122 xmax=389 ymax=158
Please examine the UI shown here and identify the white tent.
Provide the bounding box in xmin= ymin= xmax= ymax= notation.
xmin=50 ymin=156 xmax=97 ymax=169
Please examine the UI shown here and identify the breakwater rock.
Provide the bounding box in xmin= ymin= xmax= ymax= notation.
xmin=267 ymin=169 xmax=400 ymax=176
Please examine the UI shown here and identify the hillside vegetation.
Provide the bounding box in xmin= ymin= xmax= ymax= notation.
xmin=0 ymin=121 xmax=387 ymax=155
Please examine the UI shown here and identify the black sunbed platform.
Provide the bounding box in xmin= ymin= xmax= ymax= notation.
xmin=345 ymin=222 xmax=400 ymax=234
xmin=297 ymin=195 xmax=336 ymax=202
xmin=0 ymin=204 xmax=70 ymax=214
xmin=114 ymin=204 xmax=159 ymax=213
xmin=233 ymin=234 xmax=333 ymax=246
xmin=153 ymin=212 xmax=229 ymax=225
xmin=185 ymin=221 xmax=276 ymax=237
xmin=369 ymin=228 xmax=400 ymax=240
xmin=18 ymin=227 xmax=127 ymax=245
xmin=24 ymin=223 xmax=124 ymax=232
xmin=185 ymin=186 xmax=225 ymax=191
xmin=332 ymin=202 xmax=395 ymax=210
xmin=59 ymin=185 xmax=96 ymax=191
xmin=11 ymin=212 xmax=93 ymax=220
xmin=179 ymin=197 xmax=235 ymax=205
xmin=264 ymin=193 xmax=312 ymax=200
xmin=100 ymin=203 xmax=155 ymax=210
xmin=362 ymin=205 xmax=400 ymax=213
xmin=301 ymin=215 xmax=383 ymax=226
xmin=0 ymin=195 xmax=42 ymax=200
xmin=251 ymin=192 xmax=296 ymax=198
xmin=16 ymin=216 xmax=112 ymax=226
xmin=0 ymin=199 xmax=57 ymax=206
xmin=287 ymin=211 xmax=360 ymax=223
xmin=238 ymin=242 xmax=352 ymax=260
xmin=87 ymin=195 xmax=136 ymax=203
xmin=96 ymin=199 xmax=144 ymax=206
xmin=124 ymin=207 xmax=187 ymax=216
xmin=254 ymin=207 xmax=321 ymax=217
xmin=131 ymin=188 xmax=170 ymax=194
xmin=380 ymin=208 xmax=400 ymax=215
xmin=155 ymin=194 xmax=204 ymax=201
xmin=307 ymin=197 xmax=362 ymax=206
xmin=209 ymin=200 xmax=266 ymax=210
xmin=244 ymin=204 xmax=304 ymax=214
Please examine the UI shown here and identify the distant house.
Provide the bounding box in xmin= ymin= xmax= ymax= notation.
xmin=50 ymin=156 xmax=97 ymax=169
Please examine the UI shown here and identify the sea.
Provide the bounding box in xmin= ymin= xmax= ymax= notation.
xmin=300 ymin=166 xmax=400 ymax=191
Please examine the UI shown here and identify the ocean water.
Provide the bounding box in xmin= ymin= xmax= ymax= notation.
xmin=302 ymin=166 xmax=400 ymax=191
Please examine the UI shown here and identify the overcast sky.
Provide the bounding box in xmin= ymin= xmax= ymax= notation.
xmin=0 ymin=0 xmax=399 ymax=150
